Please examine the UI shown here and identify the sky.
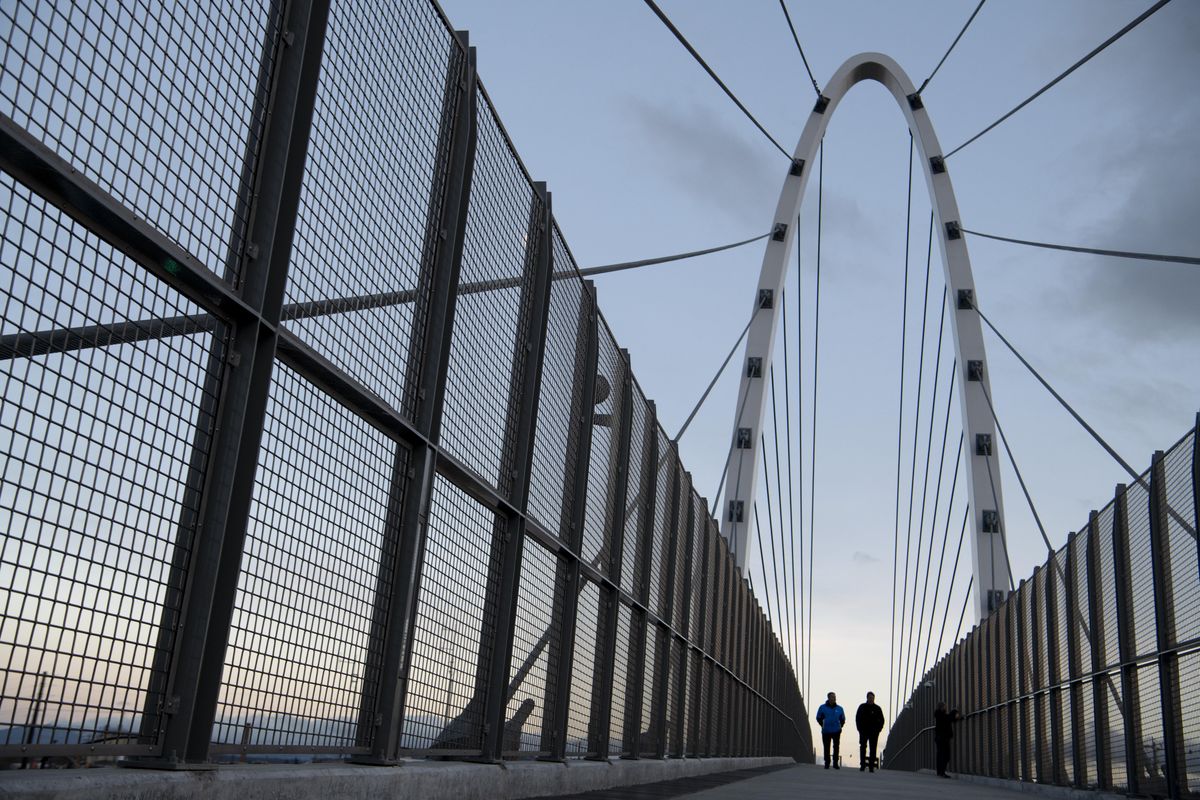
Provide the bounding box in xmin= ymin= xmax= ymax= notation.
xmin=435 ymin=0 xmax=1200 ymax=756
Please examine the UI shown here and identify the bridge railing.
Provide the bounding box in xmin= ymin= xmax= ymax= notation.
xmin=0 ymin=0 xmax=811 ymax=768
xmin=887 ymin=421 xmax=1200 ymax=797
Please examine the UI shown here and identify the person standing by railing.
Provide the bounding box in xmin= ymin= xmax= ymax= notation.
xmin=855 ymin=691 xmax=885 ymax=772
xmin=815 ymin=691 xmax=846 ymax=769
xmin=934 ymin=701 xmax=962 ymax=778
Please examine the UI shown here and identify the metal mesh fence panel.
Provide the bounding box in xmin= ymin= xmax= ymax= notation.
xmin=0 ymin=173 xmax=222 ymax=756
xmin=565 ymin=578 xmax=600 ymax=757
xmin=1105 ymin=667 xmax=1130 ymax=792
xmin=579 ymin=321 xmax=623 ymax=571
xmin=1179 ymin=650 xmax=1200 ymax=796
xmin=505 ymin=538 xmax=558 ymax=755
xmin=1135 ymin=665 xmax=1168 ymax=797
xmin=0 ymin=0 xmax=280 ymax=281
xmin=639 ymin=621 xmax=658 ymax=755
xmin=685 ymin=648 xmax=701 ymax=754
xmin=525 ymin=231 xmax=585 ymax=535
xmin=609 ymin=601 xmax=632 ymax=756
xmin=0 ymin=0 xmax=843 ymax=770
xmin=213 ymin=362 xmax=395 ymax=754
xmin=281 ymin=0 xmax=454 ymax=420
xmin=1079 ymin=677 xmax=1097 ymax=787
xmin=401 ymin=475 xmax=498 ymax=753
xmin=438 ymin=91 xmax=535 ymax=491
xmin=666 ymin=636 xmax=681 ymax=755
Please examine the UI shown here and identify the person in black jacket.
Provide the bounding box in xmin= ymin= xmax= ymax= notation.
xmin=934 ymin=701 xmax=962 ymax=777
xmin=855 ymin=692 xmax=885 ymax=772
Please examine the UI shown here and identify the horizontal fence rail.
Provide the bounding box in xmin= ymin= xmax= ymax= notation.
xmin=0 ymin=0 xmax=811 ymax=768
xmin=886 ymin=422 xmax=1200 ymax=797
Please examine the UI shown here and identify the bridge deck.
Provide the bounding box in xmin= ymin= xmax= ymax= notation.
xmin=680 ymin=764 xmax=1023 ymax=799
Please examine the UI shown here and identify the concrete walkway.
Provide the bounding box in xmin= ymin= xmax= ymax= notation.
xmin=681 ymin=764 xmax=1024 ymax=798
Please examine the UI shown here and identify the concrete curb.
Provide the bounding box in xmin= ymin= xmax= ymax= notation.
xmin=0 ymin=756 xmax=796 ymax=799
xmin=917 ymin=769 xmax=1129 ymax=800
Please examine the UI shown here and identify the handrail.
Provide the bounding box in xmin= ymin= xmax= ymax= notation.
xmin=883 ymin=724 xmax=934 ymax=763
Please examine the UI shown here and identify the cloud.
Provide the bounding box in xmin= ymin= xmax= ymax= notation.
xmin=1057 ymin=7 xmax=1200 ymax=340
xmin=852 ymin=550 xmax=881 ymax=564
xmin=623 ymin=95 xmax=781 ymax=227
xmin=1067 ymin=116 xmax=1200 ymax=340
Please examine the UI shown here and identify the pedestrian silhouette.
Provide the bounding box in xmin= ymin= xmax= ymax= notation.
xmin=855 ymin=691 xmax=884 ymax=772
xmin=934 ymin=700 xmax=962 ymax=777
xmin=815 ymin=691 xmax=846 ymax=769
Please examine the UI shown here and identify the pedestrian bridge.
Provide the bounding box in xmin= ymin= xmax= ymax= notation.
xmin=1 ymin=0 xmax=1197 ymax=798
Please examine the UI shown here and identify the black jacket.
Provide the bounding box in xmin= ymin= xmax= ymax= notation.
xmin=934 ymin=708 xmax=961 ymax=740
xmin=855 ymin=702 xmax=884 ymax=735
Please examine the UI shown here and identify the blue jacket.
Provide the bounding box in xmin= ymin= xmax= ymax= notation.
xmin=816 ymin=702 xmax=846 ymax=734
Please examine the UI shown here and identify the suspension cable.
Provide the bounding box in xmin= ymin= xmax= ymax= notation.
xmin=934 ymin=506 xmax=971 ymax=658
xmin=777 ymin=0 xmax=820 ymax=94
xmin=782 ymin=289 xmax=802 ymax=682
xmin=905 ymin=343 xmax=954 ymax=699
xmin=981 ymin=449 xmax=1017 ymax=591
xmin=898 ymin=210 xmax=935 ymax=709
xmin=916 ymin=0 xmax=987 ymax=95
xmin=674 ymin=304 xmax=762 ymax=442
xmin=759 ymin=430 xmax=787 ymax=655
xmin=763 ymin=421 xmax=794 ymax=662
xmin=961 ymin=227 xmax=1200 ymax=266
xmin=806 ymin=141 xmax=824 ymax=705
xmin=918 ymin=433 xmax=965 ymax=679
xmin=752 ymin=502 xmax=777 ymax=626
xmin=890 ymin=135 xmax=914 ymax=722
xmin=581 ymin=231 xmax=774 ymax=279
xmin=977 ymin=380 xmax=1055 ymax=554
xmin=945 ymin=0 xmax=1173 ymax=158
xmin=794 ymin=229 xmax=808 ymax=688
xmin=977 ymin=378 xmax=1110 ymax=652
xmin=952 ymin=575 xmax=975 ymax=645
xmin=710 ymin=327 xmax=762 ymax=507
xmin=769 ymin=369 xmax=792 ymax=654
xmin=902 ymin=289 xmax=949 ymax=700
xmin=966 ymin=299 xmax=1197 ymax=538
xmin=642 ymin=0 xmax=791 ymax=159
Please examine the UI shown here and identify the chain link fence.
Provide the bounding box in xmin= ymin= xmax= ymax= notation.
xmin=886 ymin=424 xmax=1200 ymax=797
xmin=0 ymin=0 xmax=811 ymax=767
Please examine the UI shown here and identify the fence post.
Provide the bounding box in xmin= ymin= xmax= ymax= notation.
xmin=622 ymin=401 xmax=659 ymax=758
xmin=131 ymin=0 xmax=331 ymax=766
xmin=1033 ymin=567 xmax=1050 ymax=783
xmin=476 ymin=183 xmax=555 ymax=762
xmin=1085 ymin=510 xmax=1111 ymax=790
xmin=351 ymin=29 xmax=478 ymax=765
xmin=1064 ymin=531 xmax=1087 ymax=787
xmin=1148 ymin=450 xmax=1186 ymax=797
xmin=650 ymin=452 xmax=682 ymax=758
xmin=1014 ymin=581 xmax=1027 ymax=780
xmin=540 ymin=281 xmax=600 ymax=760
xmin=1004 ymin=596 xmax=1018 ymax=779
xmin=701 ymin=531 xmax=718 ymax=756
xmin=1194 ymin=413 xmax=1199 ymax=584
xmin=1111 ymin=484 xmax=1142 ymax=796
xmin=671 ymin=484 xmax=697 ymax=757
xmin=586 ymin=349 xmax=634 ymax=760
xmin=974 ymin=619 xmax=984 ymax=774
xmin=686 ymin=511 xmax=710 ymax=756
xmin=1044 ymin=554 xmax=1064 ymax=784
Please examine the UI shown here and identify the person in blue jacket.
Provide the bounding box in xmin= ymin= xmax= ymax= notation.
xmin=815 ymin=691 xmax=847 ymax=769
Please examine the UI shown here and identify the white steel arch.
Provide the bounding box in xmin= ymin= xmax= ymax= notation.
xmin=721 ymin=52 xmax=1010 ymax=622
